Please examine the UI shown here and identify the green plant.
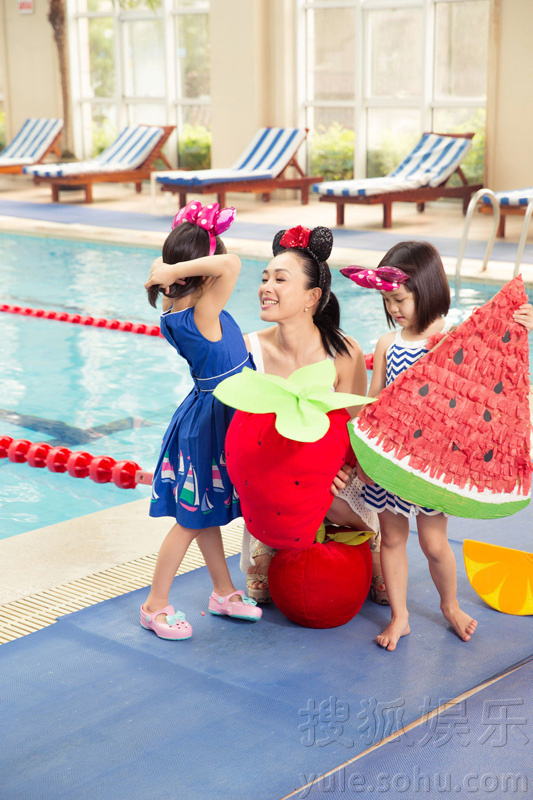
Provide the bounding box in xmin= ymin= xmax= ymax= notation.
xmin=446 ymin=108 xmax=486 ymax=186
xmin=309 ymin=123 xmax=354 ymax=181
xmin=367 ymin=130 xmax=419 ymax=178
xmin=91 ymin=119 xmax=117 ymax=156
xmin=178 ymin=124 xmax=211 ymax=170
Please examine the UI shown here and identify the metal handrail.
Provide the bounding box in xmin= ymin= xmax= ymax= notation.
xmin=455 ymin=188 xmax=501 ymax=295
xmin=512 ymin=198 xmax=533 ymax=279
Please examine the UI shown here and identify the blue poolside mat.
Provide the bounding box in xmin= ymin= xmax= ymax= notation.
xmin=448 ymin=499 xmax=532 ymax=549
xmin=1 ymin=540 xmax=532 ymax=800
xmin=304 ymin=659 xmax=533 ymax=799
xmin=1 ymin=199 xmax=533 ymax=262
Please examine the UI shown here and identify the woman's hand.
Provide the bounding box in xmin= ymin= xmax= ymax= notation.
xmin=330 ymin=463 xmax=353 ymax=496
xmin=513 ymin=303 xmax=533 ymax=333
xmin=144 ymin=257 xmax=186 ymax=290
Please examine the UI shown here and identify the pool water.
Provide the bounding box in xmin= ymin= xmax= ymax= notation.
xmin=0 ymin=232 xmax=530 ymax=540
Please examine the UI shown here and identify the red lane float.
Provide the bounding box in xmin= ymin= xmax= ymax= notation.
xmin=0 ymin=304 xmax=162 ymax=338
xmin=0 ymin=436 xmax=152 ymax=488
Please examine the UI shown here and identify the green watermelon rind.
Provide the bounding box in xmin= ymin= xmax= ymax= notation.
xmin=349 ymin=427 xmax=530 ymax=520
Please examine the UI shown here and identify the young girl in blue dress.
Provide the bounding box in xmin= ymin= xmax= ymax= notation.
xmin=344 ymin=241 xmax=533 ymax=652
xmin=141 ymin=201 xmax=261 ymax=640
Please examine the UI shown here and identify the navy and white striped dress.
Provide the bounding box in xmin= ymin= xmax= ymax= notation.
xmin=364 ymin=318 xmax=452 ymax=517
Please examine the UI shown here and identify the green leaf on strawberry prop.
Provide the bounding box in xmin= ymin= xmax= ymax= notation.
xmin=213 ymin=359 xmax=373 ymax=442
xmin=315 ymin=522 xmax=374 ymax=547
xmin=349 ymin=276 xmax=532 ymax=519
xmin=213 ymin=360 xmax=375 ymax=551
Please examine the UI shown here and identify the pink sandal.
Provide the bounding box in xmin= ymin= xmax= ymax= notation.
xmin=208 ymin=590 xmax=262 ymax=621
xmin=140 ymin=605 xmax=193 ymax=640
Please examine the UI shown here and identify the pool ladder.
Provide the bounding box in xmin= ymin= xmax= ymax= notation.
xmin=455 ymin=188 xmax=533 ymax=293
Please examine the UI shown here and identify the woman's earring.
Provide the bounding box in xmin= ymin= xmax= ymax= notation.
xmin=304 ymin=307 xmax=308 ymax=313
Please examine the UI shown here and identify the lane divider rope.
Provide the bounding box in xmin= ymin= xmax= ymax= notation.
xmin=0 ymin=304 xmax=163 ymax=337
xmin=0 ymin=436 xmax=153 ymax=488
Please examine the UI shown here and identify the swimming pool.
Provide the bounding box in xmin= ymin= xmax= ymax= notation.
xmin=0 ymin=232 xmax=530 ymax=540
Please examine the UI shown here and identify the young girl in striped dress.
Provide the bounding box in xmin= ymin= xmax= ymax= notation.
xmin=348 ymin=241 xmax=533 ymax=651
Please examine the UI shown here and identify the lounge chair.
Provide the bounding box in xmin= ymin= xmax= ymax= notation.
xmin=480 ymin=187 xmax=533 ymax=238
xmin=313 ymin=132 xmax=482 ymax=228
xmin=24 ymin=124 xmax=174 ymax=203
xmin=0 ymin=118 xmax=63 ymax=175
xmin=154 ymin=127 xmax=320 ymax=207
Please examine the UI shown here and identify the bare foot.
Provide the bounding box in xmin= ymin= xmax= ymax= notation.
xmin=376 ymin=616 xmax=410 ymax=651
xmin=441 ymin=603 xmax=477 ymax=641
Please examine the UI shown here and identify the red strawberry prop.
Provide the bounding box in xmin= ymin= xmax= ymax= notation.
xmin=213 ymin=360 xmax=374 ymax=550
xmin=269 ymin=526 xmax=373 ymax=628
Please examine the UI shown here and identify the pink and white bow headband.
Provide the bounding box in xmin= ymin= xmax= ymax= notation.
xmin=340 ymin=265 xmax=409 ymax=292
xmin=171 ymin=201 xmax=236 ymax=255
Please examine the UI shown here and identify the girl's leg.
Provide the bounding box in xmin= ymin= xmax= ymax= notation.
xmin=416 ymin=514 xmax=477 ymax=641
xmin=326 ymin=496 xmax=371 ymax=530
xmin=196 ymin=527 xmax=242 ymax=601
xmin=377 ymin=509 xmax=411 ymax=651
xmin=144 ymin=522 xmax=198 ymax=621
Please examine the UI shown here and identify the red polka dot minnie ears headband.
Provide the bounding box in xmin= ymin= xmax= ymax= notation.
xmin=172 ymin=200 xmax=236 ymax=256
xmin=272 ymin=225 xmax=333 ymax=298
xmin=340 ymin=265 xmax=409 ymax=292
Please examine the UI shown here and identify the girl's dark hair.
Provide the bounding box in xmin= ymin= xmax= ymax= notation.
xmin=147 ymin=222 xmax=226 ymax=308
xmin=272 ymin=226 xmax=349 ymax=356
xmin=379 ymin=241 xmax=450 ymax=334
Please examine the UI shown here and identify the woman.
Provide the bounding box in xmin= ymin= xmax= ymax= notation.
xmin=241 ymin=225 xmax=386 ymax=604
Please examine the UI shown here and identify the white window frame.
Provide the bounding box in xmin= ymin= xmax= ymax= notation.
xmin=298 ymin=0 xmax=489 ymax=178
xmin=67 ymin=0 xmax=210 ymax=162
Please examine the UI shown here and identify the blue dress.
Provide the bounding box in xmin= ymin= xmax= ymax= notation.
xmin=364 ymin=319 xmax=452 ymax=517
xmin=149 ymin=307 xmax=253 ymax=528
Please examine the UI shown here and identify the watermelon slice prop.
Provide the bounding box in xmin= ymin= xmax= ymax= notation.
xmin=213 ymin=360 xmax=375 ymax=550
xmin=349 ymin=276 xmax=532 ymax=519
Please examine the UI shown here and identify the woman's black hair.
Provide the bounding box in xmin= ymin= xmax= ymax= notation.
xmin=378 ymin=241 xmax=450 ymax=334
xmin=272 ymin=226 xmax=349 ymax=356
xmin=147 ymin=222 xmax=226 ymax=308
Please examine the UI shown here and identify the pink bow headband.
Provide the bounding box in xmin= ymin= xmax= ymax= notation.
xmin=340 ymin=265 xmax=409 ymax=292
xmin=172 ymin=201 xmax=236 ymax=255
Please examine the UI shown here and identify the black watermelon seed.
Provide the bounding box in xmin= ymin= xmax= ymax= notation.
xmin=418 ymin=384 xmax=429 ymax=397
xmin=494 ymin=381 xmax=503 ymax=394
xmin=413 ymin=429 xmax=422 ymax=438
xmin=483 ymin=410 xmax=492 ymax=422
xmin=449 ymin=398 xmax=457 ymax=408
xmin=453 ymin=348 xmax=464 ymax=365
xmin=484 ymin=449 xmax=494 ymax=462
xmin=452 ymin=443 xmax=460 ymax=451
xmin=502 ymin=330 xmax=511 ymax=343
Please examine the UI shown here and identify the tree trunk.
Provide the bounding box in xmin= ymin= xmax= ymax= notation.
xmin=48 ymin=0 xmax=75 ymax=158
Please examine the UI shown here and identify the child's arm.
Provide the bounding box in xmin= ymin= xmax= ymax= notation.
xmin=368 ymin=333 xmax=393 ymax=398
xmin=513 ymin=303 xmax=533 ymax=332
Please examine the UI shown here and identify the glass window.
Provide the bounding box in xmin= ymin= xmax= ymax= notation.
xmin=306 ymin=8 xmax=356 ymax=103
xmin=366 ymin=108 xmax=420 ymax=177
xmin=85 ymin=16 xmax=115 ymax=99
xmin=434 ymin=0 xmax=489 ymax=100
xmin=123 ymin=20 xmax=166 ymax=98
xmin=367 ymin=8 xmax=423 ymax=100
xmin=176 ymin=13 xmax=210 ymax=100
xmin=308 ymin=109 xmax=355 ymax=181
xmin=432 ymin=107 xmax=486 ymax=185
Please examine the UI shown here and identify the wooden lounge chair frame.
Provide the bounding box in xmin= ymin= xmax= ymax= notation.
xmin=0 ymin=127 xmax=63 ymax=175
xmin=159 ymin=131 xmax=321 ymax=208
xmin=318 ymin=132 xmax=482 ymax=228
xmin=479 ymin=203 xmax=527 ymax=238
xmin=30 ymin=126 xmax=175 ymax=203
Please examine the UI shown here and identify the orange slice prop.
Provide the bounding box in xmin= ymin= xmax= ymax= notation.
xmin=463 ymin=539 xmax=533 ymax=615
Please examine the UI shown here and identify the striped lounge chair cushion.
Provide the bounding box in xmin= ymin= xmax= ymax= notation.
xmin=482 ymin=188 xmax=533 ymax=207
xmin=313 ymin=133 xmax=473 ymax=198
xmin=156 ymin=127 xmax=306 ymax=187
xmin=24 ymin=126 xmax=164 ymax=178
xmin=0 ymin=118 xmax=63 ymax=166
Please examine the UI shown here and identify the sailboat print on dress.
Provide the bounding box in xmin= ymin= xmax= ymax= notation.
xmin=219 ymin=450 xmax=227 ymax=467
xmin=212 ymin=458 xmax=224 ymax=492
xmin=201 ymin=490 xmax=214 ymax=514
xmin=178 ymin=450 xmax=185 ymax=476
xmin=161 ymin=451 xmax=175 ymax=483
xmin=179 ymin=463 xmax=200 ymax=511
xmin=232 ymin=486 xmax=239 ymax=504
